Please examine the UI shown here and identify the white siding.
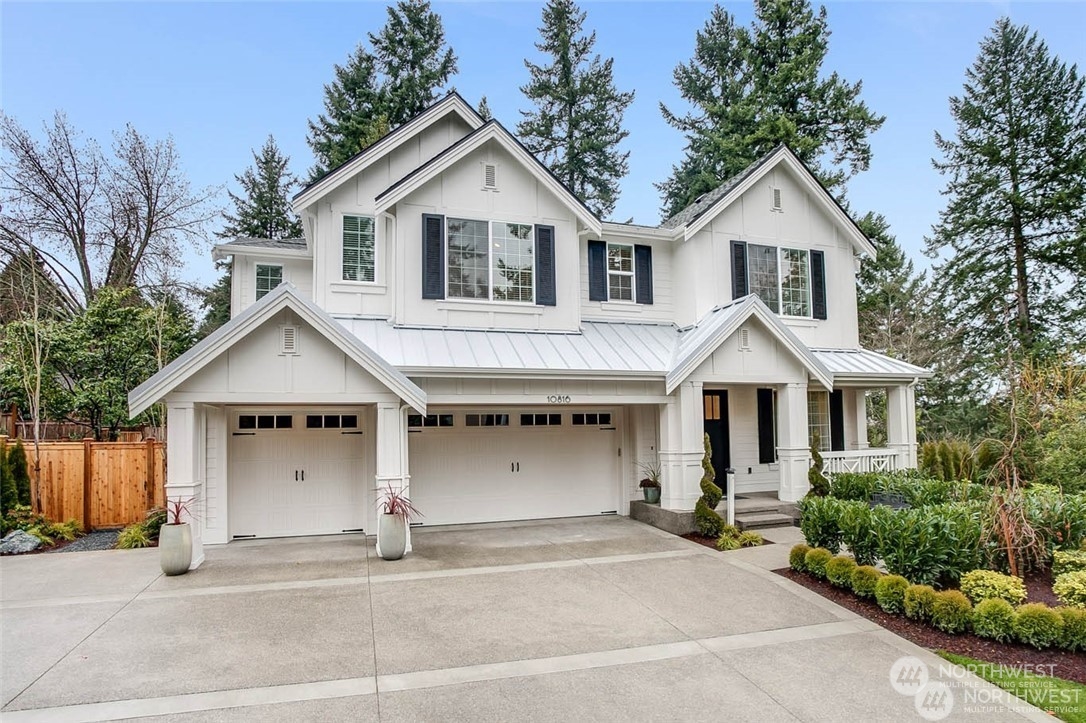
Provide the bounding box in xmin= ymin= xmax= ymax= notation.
xmin=203 ymin=404 xmax=228 ymax=544
xmin=725 ymin=386 xmax=780 ymax=494
xmin=231 ymin=254 xmax=313 ymax=318
xmin=579 ymin=232 xmax=675 ymax=324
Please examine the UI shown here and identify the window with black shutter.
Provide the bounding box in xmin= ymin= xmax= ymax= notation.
xmin=535 ymin=225 xmax=556 ymax=306
xmin=587 ymin=240 xmax=607 ymax=301
xmin=634 ymin=244 xmax=653 ymax=305
xmin=422 ymin=214 xmax=445 ymax=299
xmin=829 ymin=389 xmax=845 ymax=452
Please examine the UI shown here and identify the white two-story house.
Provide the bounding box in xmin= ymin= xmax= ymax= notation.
xmin=130 ymin=93 xmax=929 ymax=567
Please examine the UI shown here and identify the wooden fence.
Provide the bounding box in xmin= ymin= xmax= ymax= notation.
xmin=2 ymin=437 xmax=166 ymax=530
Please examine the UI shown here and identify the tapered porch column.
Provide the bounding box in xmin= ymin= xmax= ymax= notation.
xmin=886 ymin=384 xmax=918 ymax=469
xmin=375 ymin=402 xmax=411 ymax=554
xmin=658 ymin=381 xmax=705 ymax=510
xmin=777 ymin=382 xmax=810 ymax=502
xmin=166 ymin=400 xmax=204 ymax=569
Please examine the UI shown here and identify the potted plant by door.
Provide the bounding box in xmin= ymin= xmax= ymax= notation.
xmin=377 ymin=483 xmax=421 ymax=561
xmin=160 ymin=497 xmax=194 ymax=576
xmin=638 ymin=458 xmax=662 ymax=504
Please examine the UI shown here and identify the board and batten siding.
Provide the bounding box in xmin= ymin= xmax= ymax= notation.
xmin=203 ymin=404 xmax=227 ymax=544
xmin=231 ymin=254 xmax=314 ymax=319
xmin=578 ymin=233 xmax=674 ymax=324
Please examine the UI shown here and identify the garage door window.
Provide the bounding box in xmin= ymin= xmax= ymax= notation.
xmin=521 ymin=413 xmax=561 ymax=426
xmin=408 ymin=414 xmax=454 ymax=428
xmin=306 ymin=414 xmax=359 ymax=429
xmin=465 ymin=414 xmax=509 ymax=427
xmin=238 ymin=414 xmax=293 ymax=430
xmin=572 ymin=413 xmax=612 ymax=426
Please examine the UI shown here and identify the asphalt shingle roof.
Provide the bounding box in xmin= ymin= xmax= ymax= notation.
xmin=218 ymin=237 xmax=307 ymax=250
xmin=659 ymin=146 xmax=783 ymax=230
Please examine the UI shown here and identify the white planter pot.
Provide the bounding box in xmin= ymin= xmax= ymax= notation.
xmin=159 ymin=523 xmax=192 ymax=576
xmin=378 ymin=514 xmax=407 ymax=560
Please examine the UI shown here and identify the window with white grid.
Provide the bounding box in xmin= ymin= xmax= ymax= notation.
xmin=342 ymin=215 xmax=375 ymax=282
xmin=807 ymin=391 xmax=831 ymax=452
xmin=607 ymin=243 xmax=634 ymax=301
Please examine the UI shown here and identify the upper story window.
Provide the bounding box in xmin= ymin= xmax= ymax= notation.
xmin=734 ymin=241 xmax=825 ymax=319
xmin=447 ymin=218 xmax=534 ymax=303
xmin=607 ymin=243 xmax=634 ymax=301
xmin=343 ymin=215 xmax=375 ymax=282
xmin=255 ymin=264 xmax=282 ymax=300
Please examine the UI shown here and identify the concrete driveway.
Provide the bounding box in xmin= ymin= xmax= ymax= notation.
xmin=1 ymin=517 xmax=1049 ymax=722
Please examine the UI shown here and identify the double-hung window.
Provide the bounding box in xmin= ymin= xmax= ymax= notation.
xmin=807 ymin=391 xmax=831 ymax=452
xmin=607 ymin=243 xmax=634 ymax=301
xmin=747 ymin=245 xmax=811 ymax=317
xmin=255 ymin=264 xmax=282 ymax=300
xmin=447 ymin=218 xmax=534 ymax=303
xmin=342 ymin=215 xmax=375 ymax=282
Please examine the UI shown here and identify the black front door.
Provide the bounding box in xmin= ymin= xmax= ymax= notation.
xmin=702 ymin=390 xmax=731 ymax=491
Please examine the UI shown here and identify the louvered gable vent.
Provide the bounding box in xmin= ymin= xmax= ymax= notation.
xmin=483 ymin=163 xmax=497 ymax=189
xmin=281 ymin=325 xmax=298 ymax=355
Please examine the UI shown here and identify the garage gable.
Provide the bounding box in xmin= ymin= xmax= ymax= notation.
xmin=129 ymin=284 xmax=426 ymax=415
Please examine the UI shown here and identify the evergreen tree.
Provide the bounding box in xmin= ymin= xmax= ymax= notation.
xmin=518 ymin=0 xmax=634 ymax=218
xmin=658 ymin=0 xmax=884 ymax=217
xmin=369 ymin=0 xmax=458 ymax=128
xmin=926 ymin=18 xmax=1086 ymax=367
xmin=307 ymin=46 xmax=390 ymax=179
xmin=477 ymin=96 xmax=492 ymax=121
xmin=220 ymin=136 xmax=303 ymax=241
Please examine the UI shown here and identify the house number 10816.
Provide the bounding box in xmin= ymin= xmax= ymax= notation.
xmin=546 ymin=395 xmax=571 ymax=404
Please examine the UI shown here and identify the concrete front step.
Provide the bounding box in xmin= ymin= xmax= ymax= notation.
xmin=735 ymin=512 xmax=796 ymax=531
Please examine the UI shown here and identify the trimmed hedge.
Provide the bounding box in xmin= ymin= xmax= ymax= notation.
xmin=904 ymin=585 xmax=937 ymax=621
xmin=826 ymin=556 xmax=857 ymax=588
xmin=789 ymin=544 xmax=811 ymax=572
xmin=1053 ymin=570 xmax=1086 ymax=608
xmin=959 ymin=570 xmax=1027 ymax=606
xmin=1013 ymin=603 xmax=1064 ymax=650
xmin=1053 ymin=549 xmax=1086 ymax=577
xmin=1059 ymin=607 xmax=1086 ymax=652
xmin=931 ymin=590 xmax=973 ymax=634
xmin=804 ymin=548 xmax=833 ymax=579
xmin=972 ymin=598 xmax=1016 ymax=642
xmin=851 ymin=566 xmax=882 ymax=599
xmin=875 ymin=575 xmax=909 ymax=614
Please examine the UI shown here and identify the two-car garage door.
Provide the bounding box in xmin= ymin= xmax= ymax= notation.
xmin=408 ymin=410 xmax=621 ymax=526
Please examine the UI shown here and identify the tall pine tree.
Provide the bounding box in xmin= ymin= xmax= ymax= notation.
xmin=658 ymin=0 xmax=883 ymax=218
xmin=370 ymin=0 xmax=458 ymax=129
xmin=307 ymin=46 xmax=390 ymax=179
xmin=204 ymin=136 xmax=303 ymax=336
xmin=927 ymin=18 xmax=1086 ymax=367
xmin=518 ymin=0 xmax=634 ymax=218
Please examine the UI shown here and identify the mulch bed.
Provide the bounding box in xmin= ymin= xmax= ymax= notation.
xmin=680 ymin=533 xmax=766 ymax=550
xmin=776 ymin=568 xmax=1086 ymax=685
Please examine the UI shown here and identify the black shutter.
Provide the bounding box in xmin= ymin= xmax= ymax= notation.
xmin=829 ymin=389 xmax=845 ymax=452
xmin=811 ymin=249 xmax=827 ymax=320
xmin=757 ymin=388 xmax=776 ymax=464
xmin=634 ymin=244 xmax=653 ymax=305
xmin=422 ymin=214 xmax=445 ymax=300
xmin=731 ymin=240 xmax=748 ymax=299
xmin=588 ymin=240 xmax=607 ymax=301
xmin=535 ymin=225 xmax=556 ymax=306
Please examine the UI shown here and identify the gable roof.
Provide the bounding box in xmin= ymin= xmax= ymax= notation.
xmin=660 ymin=145 xmax=878 ymax=258
xmin=374 ymin=120 xmax=603 ymax=236
xmin=292 ymin=92 xmax=484 ymax=211
xmin=666 ymin=294 xmax=834 ymax=393
xmin=211 ymin=237 xmax=309 ymax=262
xmin=128 ymin=284 xmax=427 ymax=416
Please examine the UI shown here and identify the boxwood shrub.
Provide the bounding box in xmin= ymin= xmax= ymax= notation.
xmin=875 ymin=574 xmax=910 ymax=614
xmin=789 ymin=544 xmax=811 ymax=572
xmin=851 ymin=566 xmax=882 ymax=599
xmin=1013 ymin=603 xmax=1065 ymax=650
xmin=804 ymin=548 xmax=833 ymax=579
xmin=1058 ymin=607 xmax=1086 ymax=652
xmin=826 ymin=556 xmax=857 ymax=588
xmin=904 ymin=584 xmax=938 ymax=621
xmin=959 ymin=570 xmax=1027 ymax=606
xmin=972 ymin=598 xmax=1016 ymax=642
xmin=1052 ymin=570 xmax=1086 ymax=608
xmin=931 ymin=590 xmax=973 ymax=634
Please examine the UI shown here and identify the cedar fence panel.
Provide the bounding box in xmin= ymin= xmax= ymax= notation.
xmin=2 ymin=437 xmax=166 ymax=530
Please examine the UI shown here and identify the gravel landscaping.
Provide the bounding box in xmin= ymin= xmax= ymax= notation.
xmin=44 ymin=530 xmax=120 ymax=553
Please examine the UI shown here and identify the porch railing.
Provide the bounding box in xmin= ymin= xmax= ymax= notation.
xmin=821 ymin=448 xmax=903 ymax=476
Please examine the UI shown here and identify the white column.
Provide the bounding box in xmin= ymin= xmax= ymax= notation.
xmin=777 ymin=382 xmax=810 ymax=502
xmin=658 ymin=381 xmax=705 ymax=510
xmin=166 ymin=400 xmax=204 ymax=569
xmin=886 ymin=384 xmax=917 ymax=470
xmin=375 ymin=401 xmax=411 ymax=555
xmin=853 ymin=390 xmax=869 ymax=450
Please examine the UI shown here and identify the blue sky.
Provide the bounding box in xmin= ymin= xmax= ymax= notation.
xmin=3 ymin=1 xmax=1084 ymax=290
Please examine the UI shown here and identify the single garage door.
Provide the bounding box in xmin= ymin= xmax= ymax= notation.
xmin=408 ymin=410 xmax=620 ymax=526
xmin=229 ymin=411 xmax=367 ymax=538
